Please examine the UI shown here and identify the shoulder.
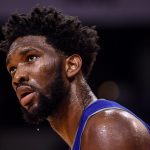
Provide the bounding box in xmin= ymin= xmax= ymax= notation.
xmin=81 ymin=109 xmax=150 ymax=150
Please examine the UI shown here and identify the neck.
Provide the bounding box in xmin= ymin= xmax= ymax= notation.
xmin=47 ymin=76 xmax=97 ymax=147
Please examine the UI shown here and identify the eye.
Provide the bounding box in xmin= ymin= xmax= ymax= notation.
xmin=9 ymin=67 xmax=17 ymax=75
xmin=27 ymin=55 xmax=39 ymax=62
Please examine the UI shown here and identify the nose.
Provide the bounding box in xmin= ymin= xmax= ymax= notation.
xmin=12 ymin=66 xmax=29 ymax=89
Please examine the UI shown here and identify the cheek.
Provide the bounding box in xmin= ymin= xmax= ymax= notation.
xmin=38 ymin=56 xmax=56 ymax=76
xmin=40 ymin=63 xmax=55 ymax=74
xmin=31 ymin=61 xmax=56 ymax=88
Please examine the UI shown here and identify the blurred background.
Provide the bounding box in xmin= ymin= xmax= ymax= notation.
xmin=0 ymin=0 xmax=150 ymax=150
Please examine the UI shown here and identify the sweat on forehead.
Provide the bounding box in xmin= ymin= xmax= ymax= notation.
xmin=1 ymin=6 xmax=100 ymax=78
xmin=7 ymin=35 xmax=56 ymax=56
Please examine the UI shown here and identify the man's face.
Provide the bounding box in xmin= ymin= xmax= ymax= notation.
xmin=6 ymin=35 xmax=69 ymax=124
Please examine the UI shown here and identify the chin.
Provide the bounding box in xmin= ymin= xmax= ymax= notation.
xmin=20 ymin=95 xmax=59 ymax=124
xmin=20 ymin=68 xmax=68 ymax=124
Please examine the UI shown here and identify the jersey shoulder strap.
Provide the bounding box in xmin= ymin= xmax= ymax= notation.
xmin=71 ymin=99 xmax=150 ymax=150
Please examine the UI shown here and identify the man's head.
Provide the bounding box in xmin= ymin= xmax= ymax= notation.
xmin=0 ymin=6 xmax=100 ymax=124
xmin=6 ymin=35 xmax=73 ymax=124
xmin=1 ymin=6 xmax=99 ymax=78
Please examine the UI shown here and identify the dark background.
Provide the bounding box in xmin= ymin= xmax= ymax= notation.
xmin=0 ymin=0 xmax=150 ymax=150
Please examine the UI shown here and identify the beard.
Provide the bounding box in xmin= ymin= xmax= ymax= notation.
xmin=20 ymin=68 xmax=69 ymax=124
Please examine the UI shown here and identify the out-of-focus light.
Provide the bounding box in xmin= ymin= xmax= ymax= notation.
xmin=97 ymin=80 xmax=120 ymax=100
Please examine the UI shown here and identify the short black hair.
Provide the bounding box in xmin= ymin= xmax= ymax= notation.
xmin=0 ymin=6 xmax=100 ymax=78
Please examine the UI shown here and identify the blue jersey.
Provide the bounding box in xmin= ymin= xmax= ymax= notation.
xmin=71 ymin=99 xmax=150 ymax=150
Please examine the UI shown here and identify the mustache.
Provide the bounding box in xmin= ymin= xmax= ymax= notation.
xmin=16 ymin=82 xmax=38 ymax=92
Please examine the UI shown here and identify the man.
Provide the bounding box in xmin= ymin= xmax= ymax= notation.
xmin=0 ymin=6 xmax=150 ymax=150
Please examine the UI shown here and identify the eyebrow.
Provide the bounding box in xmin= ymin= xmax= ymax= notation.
xmin=19 ymin=48 xmax=35 ymax=56
xmin=6 ymin=47 xmax=41 ymax=65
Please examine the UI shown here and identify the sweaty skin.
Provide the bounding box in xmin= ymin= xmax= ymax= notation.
xmin=6 ymin=35 xmax=150 ymax=150
xmin=7 ymin=36 xmax=64 ymax=111
xmin=81 ymin=109 xmax=150 ymax=150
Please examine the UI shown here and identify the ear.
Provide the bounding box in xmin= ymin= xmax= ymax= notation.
xmin=65 ymin=54 xmax=82 ymax=78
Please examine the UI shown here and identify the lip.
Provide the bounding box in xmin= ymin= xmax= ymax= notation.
xmin=20 ymin=92 xmax=36 ymax=107
xmin=16 ymin=86 xmax=36 ymax=107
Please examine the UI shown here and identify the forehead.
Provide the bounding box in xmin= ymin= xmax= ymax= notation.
xmin=7 ymin=35 xmax=56 ymax=58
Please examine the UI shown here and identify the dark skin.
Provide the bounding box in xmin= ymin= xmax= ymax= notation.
xmin=6 ymin=35 xmax=150 ymax=149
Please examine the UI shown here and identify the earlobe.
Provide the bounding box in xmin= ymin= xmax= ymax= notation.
xmin=65 ymin=54 xmax=82 ymax=78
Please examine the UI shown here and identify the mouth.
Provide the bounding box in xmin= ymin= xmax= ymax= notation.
xmin=20 ymin=92 xmax=37 ymax=108
xmin=20 ymin=91 xmax=33 ymax=99
xmin=17 ymin=86 xmax=37 ymax=108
